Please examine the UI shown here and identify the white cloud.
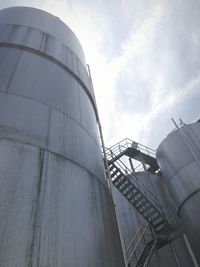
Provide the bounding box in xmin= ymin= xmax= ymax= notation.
xmin=110 ymin=4 xmax=163 ymax=76
xmin=1 ymin=0 xmax=199 ymax=149
xmin=96 ymin=3 xmax=164 ymax=145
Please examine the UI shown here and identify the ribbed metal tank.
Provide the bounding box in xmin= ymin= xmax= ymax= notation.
xmin=0 ymin=6 xmax=125 ymax=267
xmin=157 ymin=121 xmax=200 ymax=265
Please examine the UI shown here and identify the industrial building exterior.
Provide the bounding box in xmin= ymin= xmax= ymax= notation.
xmin=0 ymin=6 xmax=199 ymax=267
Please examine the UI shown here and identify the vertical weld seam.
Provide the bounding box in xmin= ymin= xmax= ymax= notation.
xmin=46 ymin=107 xmax=52 ymax=148
xmin=5 ymin=49 xmax=23 ymax=92
xmin=28 ymin=148 xmax=44 ymax=267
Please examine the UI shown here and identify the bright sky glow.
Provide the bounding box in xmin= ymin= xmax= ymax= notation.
xmin=1 ymin=0 xmax=200 ymax=149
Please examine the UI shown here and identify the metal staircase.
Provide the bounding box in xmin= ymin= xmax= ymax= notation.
xmin=136 ymin=239 xmax=157 ymax=267
xmin=109 ymin=162 xmax=169 ymax=234
xmin=104 ymin=138 xmax=180 ymax=267
xmin=106 ymin=138 xmax=159 ymax=172
xmin=126 ymin=224 xmax=157 ymax=267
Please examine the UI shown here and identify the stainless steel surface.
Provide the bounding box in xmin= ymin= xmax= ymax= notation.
xmin=112 ymin=171 xmax=194 ymax=267
xmin=157 ymin=122 xmax=200 ymax=264
xmin=0 ymin=6 xmax=85 ymax=63
xmin=0 ymin=7 xmax=125 ymax=267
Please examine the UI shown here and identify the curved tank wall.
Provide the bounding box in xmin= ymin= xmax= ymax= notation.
xmin=157 ymin=121 xmax=200 ymax=264
xmin=112 ymin=171 xmax=194 ymax=267
xmin=0 ymin=7 xmax=125 ymax=267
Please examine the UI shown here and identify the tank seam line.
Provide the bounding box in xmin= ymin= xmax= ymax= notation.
xmin=166 ymin=159 xmax=199 ymax=183
xmin=0 ymin=23 xmax=85 ymax=64
xmin=0 ymin=90 xmax=98 ymax=146
xmin=177 ymin=189 xmax=200 ymax=217
xmin=0 ymin=42 xmax=99 ymax=123
xmin=0 ymin=136 xmax=109 ymax=193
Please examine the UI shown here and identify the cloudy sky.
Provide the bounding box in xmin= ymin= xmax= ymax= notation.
xmin=1 ymin=0 xmax=200 ymax=149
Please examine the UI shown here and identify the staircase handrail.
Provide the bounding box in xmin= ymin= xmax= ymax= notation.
xmin=106 ymin=138 xmax=156 ymax=161
xmin=112 ymin=156 xmax=164 ymax=213
xmin=107 ymin=146 xmax=179 ymax=223
xmin=126 ymin=225 xmax=145 ymax=253
xmin=112 ymin=157 xmax=180 ymax=232
xmin=127 ymin=224 xmax=154 ymax=264
xmin=143 ymin=239 xmax=157 ymax=267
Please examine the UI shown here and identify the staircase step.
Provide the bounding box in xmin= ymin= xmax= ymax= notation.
xmin=141 ymin=211 xmax=158 ymax=221
xmin=146 ymin=211 xmax=160 ymax=219
xmin=113 ymin=176 xmax=125 ymax=185
xmin=138 ymin=205 xmax=151 ymax=213
xmin=140 ymin=206 xmax=155 ymax=214
xmin=112 ymin=173 xmax=123 ymax=182
xmin=108 ymin=164 xmax=116 ymax=172
xmin=122 ymin=186 xmax=131 ymax=195
xmin=110 ymin=169 xmax=120 ymax=177
xmin=135 ymin=198 xmax=146 ymax=205
xmin=116 ymin=180 xmax=128 ymax=189
xmin=124 ymin=191 xmax=134 ymax=199
xmin=118 ymin=179 xmax=129 ymax=188
xmin=144 ymin=210 xmax=158 ymax=219
xmin=134 ymin=204 xmax=151 ymax=213
xmin=108 ymin=163 xmax=178 ymax=239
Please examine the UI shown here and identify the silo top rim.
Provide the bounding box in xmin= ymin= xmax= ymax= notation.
xmin=0 ymin=6 xmax=86 ymax=63
xmin=156 ymin=121 xmax=197 ymax=156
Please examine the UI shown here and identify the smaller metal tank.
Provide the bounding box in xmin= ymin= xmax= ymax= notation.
xmin=157 ymin=121 xmax=200 ymax=265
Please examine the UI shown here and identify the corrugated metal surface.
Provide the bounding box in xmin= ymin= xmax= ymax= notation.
xmin=157 ymin=122 xmax=200 ymax=265
xmin=0 ymin=7 xmax=125 ymax=267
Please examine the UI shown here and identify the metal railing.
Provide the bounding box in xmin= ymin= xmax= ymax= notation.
xmin=126 ymin=224 xmax=155 ymax=265
xmin=109 ymin=153 xmax=166 ymax=214
xmin=108 ymin=148 xmax=180 ymax=226
xmin=105 ymin=139 xmax=179 ymax=228
xmin=168 ymin=119 xmax=186 ymax=136
xmin=105 ymin=138 xmax=156 ymax=162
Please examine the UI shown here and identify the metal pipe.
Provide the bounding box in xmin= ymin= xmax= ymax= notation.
xmin=129 ymin=157 xmax=135 ymax=173
xmin=170 ymin=243 xmax=181 ymax=267
xmin=127 ymin=224 xmax=149 ymax=263
xmin=183 ymin=234 xmax=199 ymax=267
xmin=126 ymin=225 xmax=144 ymax=252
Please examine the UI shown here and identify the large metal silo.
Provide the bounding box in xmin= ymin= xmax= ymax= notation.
xmin=0 ymin=7 xmax=125 ymax=267
xmin=157 ymin=121 xmax=200 ymax=265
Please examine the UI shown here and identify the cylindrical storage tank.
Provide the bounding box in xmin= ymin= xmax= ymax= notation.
xmin=157 ymin=122 xmax=200 ymax=265
xmin=0 ymin=7 xmax=125 ymax=267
